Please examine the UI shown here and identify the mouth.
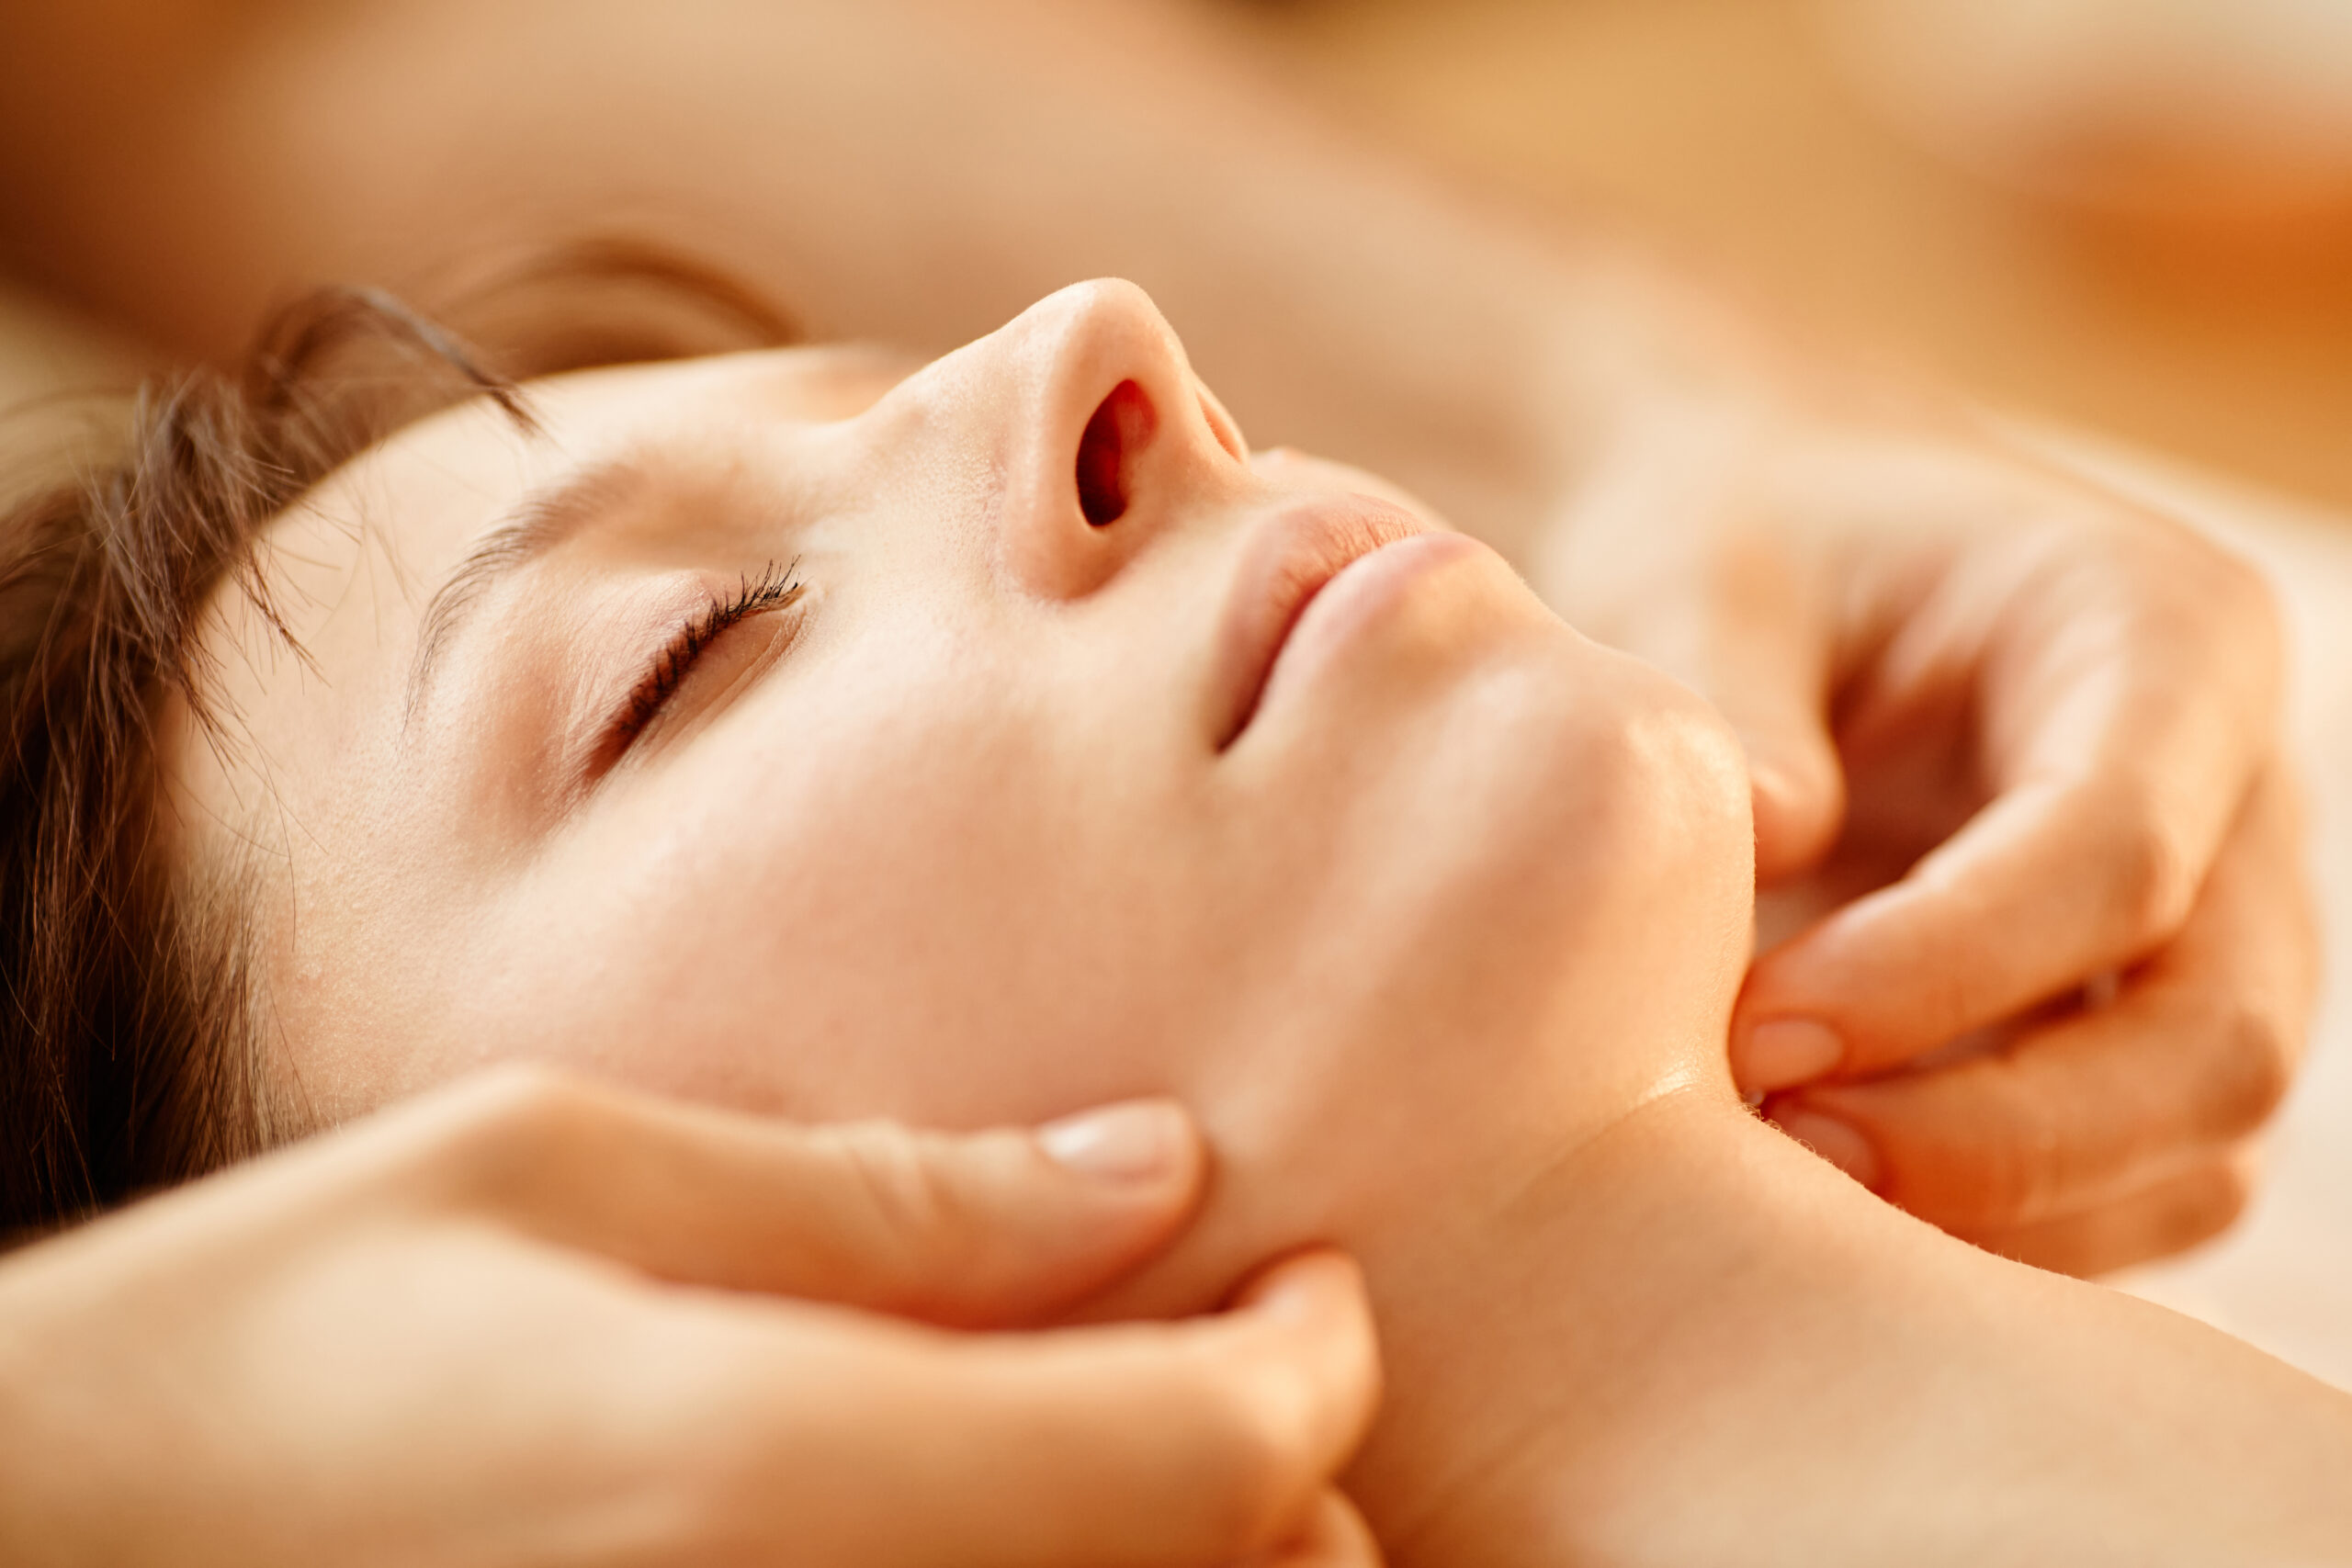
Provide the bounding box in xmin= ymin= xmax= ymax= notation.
xmin=1211 ymin=493 xmax=1440 ymax=750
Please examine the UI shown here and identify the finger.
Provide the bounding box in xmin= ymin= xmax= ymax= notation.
xmin=1252 ymin=1492 xmax=1385 ymax=1568
xmin=1956 ymin=1150 xmax=2259 ymax=1279
xmin=1763 ymin=760 xmax=2312 ymax=1231
xmin=1733 ymin=532 xmax=2282 ymax=1090
xmin=730 ymin=1248 xmax=1382 ymax=1568
xmin=395 ymin=1069 xmax=1204 ymax=1325
xmin=1568 ymin=519 xmax=1845 ymax=882
xmin=919 ymin=1250 xmax=1380 ymax=1568
xmin=1693 ymin=526 xmax=1847 ymax=882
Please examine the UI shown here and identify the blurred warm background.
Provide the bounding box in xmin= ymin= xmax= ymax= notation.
xmin=1247 ymin=0 xmax=2352 ymax=513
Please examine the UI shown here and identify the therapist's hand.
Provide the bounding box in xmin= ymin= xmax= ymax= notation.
xmin=0 ymin=1067 xmax=1382 ymax=1568
xmin=1544 ymin=385 xmax=2316 ymax=1276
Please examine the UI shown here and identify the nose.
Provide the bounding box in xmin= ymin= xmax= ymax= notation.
xmin=980 ymin=279 xmax=1248 ymax=600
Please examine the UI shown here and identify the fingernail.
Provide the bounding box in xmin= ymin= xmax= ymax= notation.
xmin=1740 ymin=1018 xmax=1844 ymax=1091
xmin=1037 ymin=1100 xmax=1187 ymax=1185
xmin=1772 ymin=1108 xmax=1882 ymax=1189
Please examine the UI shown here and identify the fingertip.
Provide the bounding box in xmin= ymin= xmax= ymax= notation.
xmin=1265 ymin=1492 xmax=1386 ymax=1568
xmin=1768 ymin=1102 xmax=1883 ymax=1190
xmin=1234 ymin=1248 xmax=1368 ymax=1325
xmin=1734 ymin=1016 xmax=1846 ymax=1095
xmin=1228 ymin=1249 xmax=1383 ymax=1483
xmin=1234 ymin=1250 xmax=1381 ymax=1417
xmin=1743 ymin=731 xmax=1844 ymax=884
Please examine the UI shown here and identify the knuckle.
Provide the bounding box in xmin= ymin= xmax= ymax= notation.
xmin=2153 ymin=1161 xmax=2255 ymax=1260
xmin=2117 ymin=503 xmax=2267 ymax=622
xmin=2200 ymin=1005 xmax=2296 ymax=1139
xmin=420 ymin=1065 xmax=606 ymax=1194
xmin=2200 ymin=545 xmax=2281 ymax=641
xmin=974 ymin=1345 xmax=1309 ymax=1562
xmin=2099 ymin=804 xmax=2199 ymax=951
xmin=828 ymin=1122 xmax=958 ymax=1282
xmin=2193 ymin=556 xmax=2288 ymax=718
xmin=2135 ymin=533 xmax=2285 ymax=710
xmin=2205 ymin=1159 xmax=2256 ymax=1229
xmin=1171 ymin=1384 xmax=1300 ymax=1558
xmin=1911 ymin=1067 xmax=2064 ymax=1229
xmin=1959 ymin=1130 xmax=2058 ymax=1231
xmin=439 ymin=1063 xmax=590 ymax=1148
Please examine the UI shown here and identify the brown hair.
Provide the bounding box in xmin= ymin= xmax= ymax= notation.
xmin=0 ymin=247 xmax=795 ymax=1239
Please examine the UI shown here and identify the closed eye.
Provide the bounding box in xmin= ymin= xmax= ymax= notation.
xmin=605 ymin=559 xmax=806 ymax=761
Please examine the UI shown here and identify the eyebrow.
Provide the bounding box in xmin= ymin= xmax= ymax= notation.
xmin=403 ymin=457 xmax=650 ymax=724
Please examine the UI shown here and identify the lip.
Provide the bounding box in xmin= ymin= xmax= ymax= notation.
xmin=1211 ymin=493 xmax=1450 ymax=749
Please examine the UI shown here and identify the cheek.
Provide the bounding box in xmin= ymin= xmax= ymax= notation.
xmin=447 ymin=655 xmax=1215 ymax=1125
xmin=1478 ymin=653 xmax=1757 ymax=1094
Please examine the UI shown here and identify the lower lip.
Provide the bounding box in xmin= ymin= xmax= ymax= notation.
xmin=1248 ymin=530 xmax=1484 ymax=729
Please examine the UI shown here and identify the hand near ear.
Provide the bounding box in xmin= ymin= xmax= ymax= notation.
xmin=0 ymin=1067 xmax=1382 ymax=1567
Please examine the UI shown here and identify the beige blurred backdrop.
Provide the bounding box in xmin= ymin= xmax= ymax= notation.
xmin=1248 ymin=0 xmax=2352 ymax=516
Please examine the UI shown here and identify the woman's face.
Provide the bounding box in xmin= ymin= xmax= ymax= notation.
xmin=168 ymin=281 xmax=1753 ymax=1283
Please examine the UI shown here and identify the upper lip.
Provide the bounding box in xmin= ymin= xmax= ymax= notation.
xmin=1211 ymin=493 xmax=1431 ymax=749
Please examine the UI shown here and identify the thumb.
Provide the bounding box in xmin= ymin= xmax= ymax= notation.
xmin=408 ymin=1071 xmax=1204 ymax=1327
xmin=1566 ymin=518 xmax=1845 ymax=882
xmin=784 ymin=1100 xmax=1209 ymax=1325
xmin=1254 ymin=1493 xmax=1386 ymax=1567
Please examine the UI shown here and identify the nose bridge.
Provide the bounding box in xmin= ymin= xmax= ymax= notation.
xmin=992 ymin=279 xmax=1242 ymax=600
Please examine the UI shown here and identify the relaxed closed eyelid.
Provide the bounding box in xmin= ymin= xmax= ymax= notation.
xmin=589 ymin=561 xmax=808 ymax=777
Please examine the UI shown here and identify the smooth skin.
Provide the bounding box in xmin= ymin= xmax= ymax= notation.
xmin=0 ymin=0 xmax=2312 ymax=1275
xmin=166 ymin=281 xmax=2352 ymax=1564
xmin=0 ymin=1070 xmax=1383 ymax=1568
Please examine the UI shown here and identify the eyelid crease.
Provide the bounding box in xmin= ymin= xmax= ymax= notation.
xmin=599 ymin=558 xmax=807 ymax=768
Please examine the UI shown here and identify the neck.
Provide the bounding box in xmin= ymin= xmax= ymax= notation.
xmin=1340 ymin=1082 xmax=2352 ymax=1567
xmin=1338 ymin=1083 xmax=1801 ymax=1562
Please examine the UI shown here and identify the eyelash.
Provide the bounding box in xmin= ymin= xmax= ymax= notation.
xmin=613 ymin=559 xmax=806 ymax=752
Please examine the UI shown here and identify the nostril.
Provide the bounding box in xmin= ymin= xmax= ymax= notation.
xmin=1075 ymin=379 xmax=1156 ymax=527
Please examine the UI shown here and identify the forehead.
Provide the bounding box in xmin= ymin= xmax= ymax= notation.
xmin=300 ymin=344 xmax=911 ymax=604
